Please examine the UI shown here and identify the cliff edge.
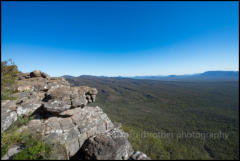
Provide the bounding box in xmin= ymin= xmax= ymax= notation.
xmin=1 ymin=70 xmax=150 ymax=160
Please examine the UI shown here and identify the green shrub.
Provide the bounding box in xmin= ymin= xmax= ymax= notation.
xmin=1 ymin=59 xmax=19 ymax=100
xmin=1 ymin=115 xmax=68 ymax=160
xmin=1 ymin=128 xmax=58 ymax=160
xmin=13 ymin=135 xmax=51 ymax=160
xmin=1 ymin=130 xmax=23 ymax=157
xmin=1 ymin=115 xmax=34 ymax=157
xmin=1 ymin=89 xmax=17 ymax=100
xmin=5 ymin=115 xmax=34 ymax=133
xmin=1 ymin=142 xmax=8 ymax=158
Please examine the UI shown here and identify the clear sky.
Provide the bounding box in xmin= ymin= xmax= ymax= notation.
xmin=1 ymin=1 xmax=239 ymax=77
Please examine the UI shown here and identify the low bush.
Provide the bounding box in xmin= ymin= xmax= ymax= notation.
xmin=1 ymin=59 xmax=19 ymax=100
xmin=12 ymin=134 xmax=51 ymax=160
xmin=1 ymin=115 xmax=68 ymax=160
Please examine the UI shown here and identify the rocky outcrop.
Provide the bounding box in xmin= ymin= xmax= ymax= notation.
xmin=1 ymin=71 xmax=97 ymax=131
xmin=1 ymin=70 xmax=150 ymax=160
xmin=42 ymin=86 xmax=97 ymax=113
xmin=16 ymin=70 xmax=49 ymax=80
xmin=21 ymin=106 xmax=115 ymax=157
xmin=79 ymin=128 xmax=134 ymax=160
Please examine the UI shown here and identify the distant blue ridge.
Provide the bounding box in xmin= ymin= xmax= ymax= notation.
xmin=62 ymin=71 xmax=239 ymax=82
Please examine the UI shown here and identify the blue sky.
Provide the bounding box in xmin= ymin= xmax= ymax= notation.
xmin=1 ymin=1 xmax=239 ymax=76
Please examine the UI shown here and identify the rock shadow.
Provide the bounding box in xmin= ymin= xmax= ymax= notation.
xmin=30 ymin=105 xmax=72 ymax=119
xmin=69 ymin=147 xmax=85 ymax=160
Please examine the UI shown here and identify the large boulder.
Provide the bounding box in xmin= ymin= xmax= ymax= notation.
xmin=1 ymin=110 xmax=18 ymax=131
xmin=1 ymin=91 xmax=43 ymax=131
xmin=23 ymin=106 xmax=115 ymax=158
xmin=42 ymin=86 xmax=97 ymax=113
xmin=1 ymin=100 xmax=18 ymax=131
xmin=43 ymin=101 xmax=72 ymax=113
xmin=40 ymin=72 xmax=49 ymax=78
xmin=129 ymin=151 xmax=151 ymax=160
xmin=79 ymin=128 xmax=134 ymax=160
xmin=71 ymin=95 xmax=88 ymax=108
xmin=30 ymin=70 xmax=42 ymax=77
xmin=29 ymin=70 xmax=49 ymax=78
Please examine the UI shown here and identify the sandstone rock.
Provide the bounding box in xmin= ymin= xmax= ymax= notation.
xmin=16 ymin=72 xmax=30 ymax=80
xmin=45 ymin=87 xmax=72 ymax=100
xmin=80 ymin=128 xmax=134 ymax=160
xmin=1 ymin=100 xmax=11 ymax=106
xmin=42 ymin=86 xmax=97 ymax=113
xmin=30 ymin=70 xmax=42 ymax=77
xmin=1 ymin=100 xmax=18 ymax=111
xmin=23 ymin=73 xmax=31 ymax=79
xmin=29 ymin=70 xmax=49 ymax=78
xmin=13 ymin=91 xmax=44 ymax=105
xmin=16 ymin=103 xmax=41 ymax=117
xmin=1 ymin=91 xmax=44 ymax=131
xmin=130 ymin=151 xmax=151 ymax=160
xmin=91 ymin=94 xmax=96 ymax=102
xmin=25 ymin=106 xmax=114 ymax=158
xmin=17 ymin=77 xmax=69 ymax=93
xmin=72 ymin=86 xmax=97 ymax=96
xmin=1 ymin=100 xmax=18 ymax=131
xmin=45 ymin=81 xmax=70 ymax=91
xmin=71 ymin=95 xmax=88 ymax=107
xmin=49 ymin=77 xmax=68 ymax=83
xmin=1 ymin=96 xmax=42 ymax=131
xmin=1 ymin=145 xmax=24 ymax=160
xmin=1 ymin=70 xmax=151 ymax=160
xmin=88 ymin=88 xmax=98 ymax=95
xmin=32 ymin=81 xmax=48 ymax=91
xmin=42 ymin=87 xmax=72 ymax=113
xmin=43 ymin=101 xmax=71 ymax=113
xmin=41 ymin=72 xmax=49 ymax=78
xmin=1 ymin=111 xmax=18 ymax=131
xmin=21 ymin=119 xmax=44 ymax=134
xmin=17 ymin=85 xmax=33 ymax=92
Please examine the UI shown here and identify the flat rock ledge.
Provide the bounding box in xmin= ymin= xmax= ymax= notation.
xmin=1 ymin=71 xmax=98 ymax=131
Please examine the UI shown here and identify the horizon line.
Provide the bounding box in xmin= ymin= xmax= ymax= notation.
xmin=60 ymin=70 xmax=239 ymax=78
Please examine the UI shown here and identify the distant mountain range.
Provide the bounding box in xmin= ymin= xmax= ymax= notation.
xmin=63 ymin=71 xmax=239 ymax=81
xmin=62 ymin=70 xmax=239 ymax=160
xmin=130 ymin=71 xmax=239 ymax=81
